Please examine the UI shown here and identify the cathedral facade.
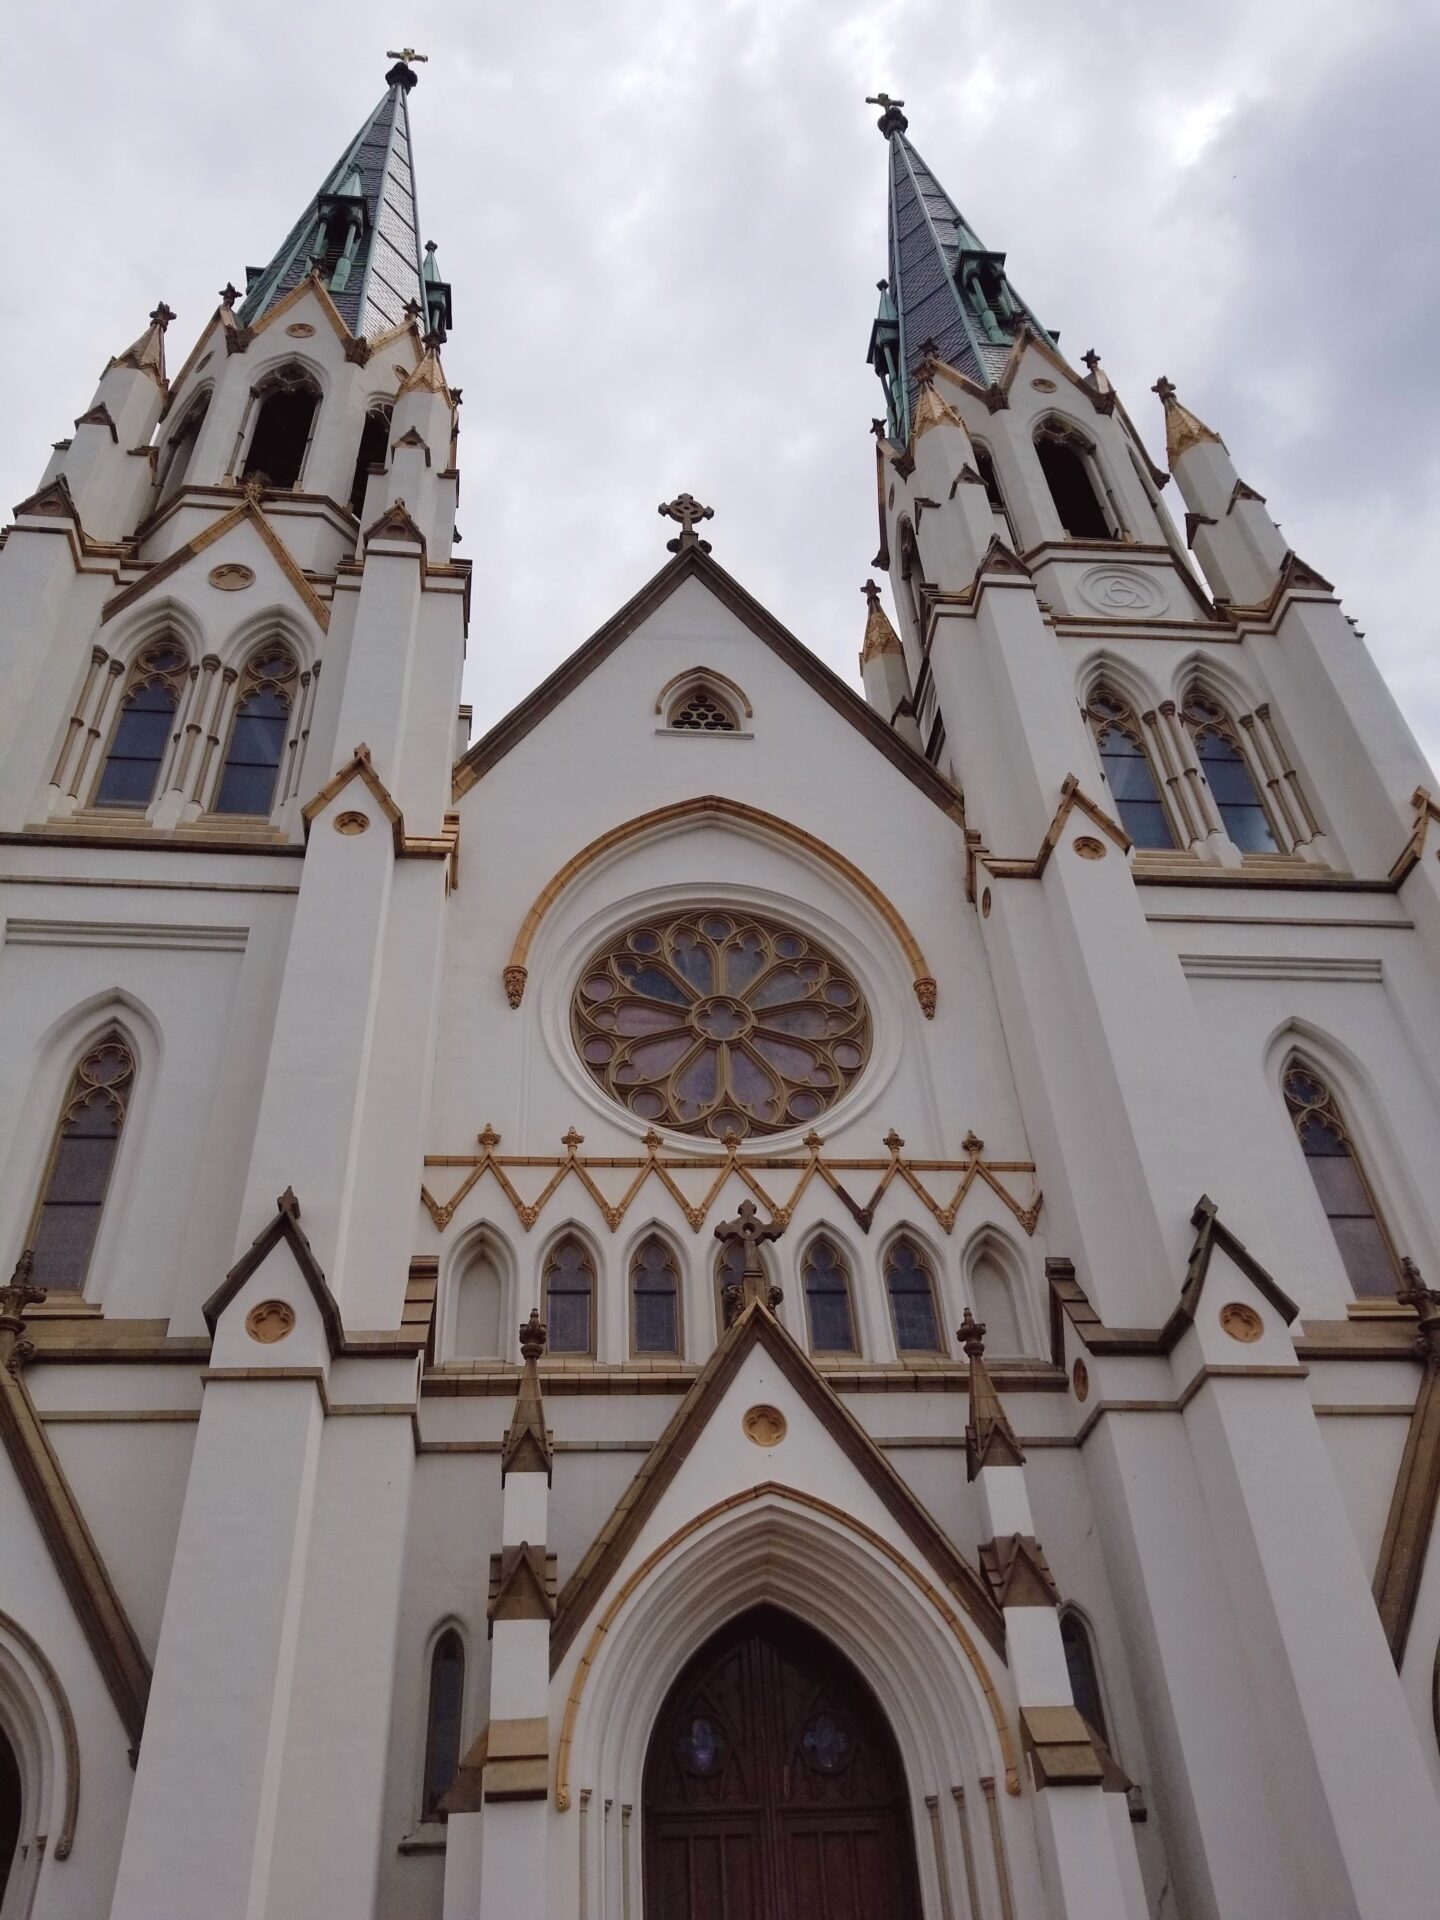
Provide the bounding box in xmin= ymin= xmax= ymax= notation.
xmin=2 ymin=60 xmax=1440 ymax=1920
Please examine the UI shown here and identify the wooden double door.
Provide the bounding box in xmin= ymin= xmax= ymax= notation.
xmin=643 ymin=1606 xmax=922 ymax=1920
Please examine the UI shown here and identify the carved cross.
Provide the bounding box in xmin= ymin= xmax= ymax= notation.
xmin=219 ymin=282 xmax=240 ymax=309
xmin=715 ymin=1200 xmax=784 ymax=1321
xmin=387 ymin=46 xmax=429 ymax=62
xmin=150 ymin=303 xmax=176 ymax=330
xmin=1152 ymin=375 xmax=1177 ymax=405
xmin=862 ymin=580 xmax=882 ymax=612
xmin=658 ymin=493 xmax=714 ymax=553
xmin=865 ymin=92 xmax=905 ymax=112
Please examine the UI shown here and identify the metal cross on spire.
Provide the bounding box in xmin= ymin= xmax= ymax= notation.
xmin=866 ymin=91 xmax=909 ymax=136
xmin=387 ymin=46 xmax=428 ymax=63
xmin=385 ymin=47 xmax=427 ymax=90
xmin=658 ymin=492 xmax=714 ymax=554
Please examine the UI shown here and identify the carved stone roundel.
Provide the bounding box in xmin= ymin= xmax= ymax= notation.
xmin=208 ymin=562 xmax=255 ymax=591
xmin=1077 ymin=566 xmax=1169 ymax=617
xmin=743 ymin=1404 xmax=788 ymax=1447
xmin=572 ymin=909 xmax=871 ymax=1139
xmin=246 ymin=1299 xmax=296 ymax=1343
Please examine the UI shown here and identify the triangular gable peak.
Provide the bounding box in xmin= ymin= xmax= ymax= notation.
xmin=451 ymin=542 xmax=963 ymax=821
xmin=203 ymin=1188 xmax=345 ymax=1354
xmin=101 ymin=495 xmax=330 ymax=632
xmin=549 ymin=1299 xmax=1005 ymax=1670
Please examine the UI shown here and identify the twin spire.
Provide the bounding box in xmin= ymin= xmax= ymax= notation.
xmin=239 ymin=56 xmax=451 ymax=344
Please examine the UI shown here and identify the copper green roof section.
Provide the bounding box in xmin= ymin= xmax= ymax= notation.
xmin=866 ymin=101 xmax=1053 ymax=442
xmin=239 ymin=60 xmax=434 ymax=342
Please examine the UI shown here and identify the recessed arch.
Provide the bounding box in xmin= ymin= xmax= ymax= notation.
xmin=504 ymin=796 xmax=937 ymax=1018
xmin=960 ymin=1225 xmax=1032 ymax=1357
xmin=654 ymin=665 xmax=753 ymax=722
xmin=445 ymin=1223 xmax=514 ymax=1362
xmin=1075 ymin=649 xmax=1160 ymax=723
xmin=0 ymin=1608 xmax=79 ymax=1866
xmin=880 ymin=1224 xmax=949 ymax=1356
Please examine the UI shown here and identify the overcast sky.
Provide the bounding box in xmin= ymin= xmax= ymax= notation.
xmin=6 ymin=0 xmax=1437 ymax=767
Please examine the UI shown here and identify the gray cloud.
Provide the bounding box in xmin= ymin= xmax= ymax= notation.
xmin=6 ymin=0 xmax=1435 ymax=765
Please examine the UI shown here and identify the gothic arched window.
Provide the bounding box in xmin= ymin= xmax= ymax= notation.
xmin=969 ymin=1248 xmax=1023 ymax=1355
xmin=453 ymin=1243 xmax=503 ymax=1359
xmin=631 ymin=1234 xmax=681 ymax=1356
xmin=214 ymin=644 xmax=298 ymax=816
xmin=1035 ymin=424 xmax=1116 ymax=541
xmin=421 ymin=1629 xmax=465 ymax=1821
xmin=1086 ymin=689 xmax=1175 ymax=850
xmin=885 ymin=1236 xmax=943 ymax=1354
xmin=897 ymin=518 xmax=925 ymax=640
xmin=668 ymin=685 xmax=738 ymax=732
xmin=543 ymin=1234 xmax=595 ymax=1355
xmin=801 ymin=1235 xmax=858 ymax=1354
xmin=240 ymin=365 xmax=320 ymax=491
xmin=1182 ymin=692 xmax=1277 ymax=852
xmin=0 ymin=1721 xmax=20 ymax=1907
xmin=972 ymin=443 xmax=1015 ymax=543
xmin=157 ymin=395 xmax=209 ymax=508
xmin=94 ymin=640 xmax=188 ymax=809
xmin=348 ymin=404 xmax=392 ymax=518
xmin=1283 ymin=1065 xmax=1399 ymax=1298
xmin=29 ymin=1032 xmax=136 ymax=1292
xmin=1060 ymin=1612 xmax=1109 ymax=1744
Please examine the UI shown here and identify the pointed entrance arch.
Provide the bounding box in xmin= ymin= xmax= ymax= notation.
xmin=644 ymin=1605 xmax=922 ymax=1919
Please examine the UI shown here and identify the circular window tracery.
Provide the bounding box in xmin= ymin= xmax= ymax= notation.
xmin=572 ymin=910 xmax=871 ymax=1138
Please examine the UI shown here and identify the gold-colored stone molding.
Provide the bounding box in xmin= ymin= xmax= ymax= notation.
xmin=965 ymin=774 xmax=1132 ymax=901
xmin=1388 ymin=786 xmax=1440 ymax=885
xmin=502 ymin=794 xmax=940 ymax=1016
xmin=100 ymin=492 xmax=331 ymax=632
xmin=422 ymin=1124 xmax=1041 ymax=1238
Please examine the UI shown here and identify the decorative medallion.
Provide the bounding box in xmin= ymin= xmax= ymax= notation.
xmin=742 ymin=1403 xmax=788 ymax=1447
xmin=285 ymin=322 xmax=317 ymax=338
xmin=245 ymin=1299 xmax=296 ymax=1343
xmin=333 ymin=811 xmax=370 ymax=835
xmin=1072 ymin=1358 xmax=1089 ymax=1402
xmin=572 ymin=910 xmax=871 ymax=1139
xmin=981 ymin=887 xmax=992 ymax=918
xmin=208 ymin=562 xmax=255 ymax=592
xmin=1219 ymin=1301 xmax=1263 ymax=1344
xmin=1030 ymin=377 xmax=1058 ymax=393
xmin=1077 ymin=567 xmax=1169 ymax=617
xmin=1073 ymin=836 xmax=1106 ymax=860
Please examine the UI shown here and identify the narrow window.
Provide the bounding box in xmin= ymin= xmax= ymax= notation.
xmin=970 ymin=1250 xmax=1022 ymax=1354
xmin=543 ymin=1234 xmax=595 ymax=1355
xmin=802 ymin=1235 xmax=858 ymax=1354
xmin=898 ymin=519 xmax=924 ymax=640
xmin=421 ymin=1629 xmax=465 ymax=1821
xmin=453 ymin=1246 xmax=502 ymax=1359
xmin=668 ymin=686 xmax=737 ymax=732
xmin=1036 ymin=427 xmax=1114 ymax=540
xmin=94 ymin=641 xmax=188 ymax=809
xmin=885 ymin=1236 xmax=943 ymax=1354
xmin=1183 ymin=693 xmax=1277 ymax=852
xmin=972 ymin=444 xmax=1015 ymax=546
xmin=214 ymin=645 xmax=297 ymax=817
xmin=1087 ymin=690 xmax=1175 ymax=850
xmin=1060 ymin=1613 xmax=1109 ymax=1744
xmin=157 ymin=396 xmax=208 ymax=507
xmin=241 ymin=366 xmax=320 ymax=490
xmin=1284 ymin=1066 xmax=1399 ymax=1297
xmin=348 ymin=404 xmax=392 ymax=518
xmin=631 ymin=1234 xmax=681 ymax=1355
xmin=29 ymin=1032 xmax=135 ymax=1292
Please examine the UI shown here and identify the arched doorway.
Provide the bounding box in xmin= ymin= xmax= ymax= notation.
xmin=0 ymin=1725 xmax=20 ymax=1908
xmin=643 ymin=1605 xmax=922 ymax=1918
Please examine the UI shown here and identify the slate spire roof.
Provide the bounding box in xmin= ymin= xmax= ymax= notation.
xmin=239 ymin=59 xmax=436 ymax=343
xmin=867 ymin=105 xmax=1054 ymax=442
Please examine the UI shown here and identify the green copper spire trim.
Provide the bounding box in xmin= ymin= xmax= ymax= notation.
xmin=239 ymin=60 xmax=441 ymax=343
xmin=867 ymin=108 xmax=1054 ymax=442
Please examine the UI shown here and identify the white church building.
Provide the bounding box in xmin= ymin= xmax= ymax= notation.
xmin=3 ymin=60 xmax=1440 ymax=1920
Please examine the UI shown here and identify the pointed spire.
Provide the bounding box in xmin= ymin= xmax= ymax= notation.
xmin=108 ymin=302 xmax=173 ymax=387
xmin=501 ymin=1309 xmax=553 ymax=1482
xmin=959 ymin=1309 xmax=1025 ymax=1480
xmin=860 ymin=579 xmax=901 ymax=662
xmin=1152 ymin=376 xmax=1224 ymax=466
xmin=240 ymin=59 xmax=440 ymax=343
xmin=868 ymin=108 xmax=1055 ymax=443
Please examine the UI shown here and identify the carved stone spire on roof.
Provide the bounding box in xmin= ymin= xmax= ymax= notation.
xmin=108 ymin=303 xmax=174 ymax=387
xmin=1152 ymin=375 xmax=1224 ymax=466
xmin=910 ymin=368 xmax=964 ymax=441
xmin=960 ymin=1308 xmax=1025 ymax=1480
xmin=501 ymin=1308 xmax=553 ymax=1482
xmin=860 ymin=579 xmax=902 ymax=664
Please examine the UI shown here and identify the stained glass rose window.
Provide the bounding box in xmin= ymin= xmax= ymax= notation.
xmin=572 ymin=910 xmax=871 ymax=1138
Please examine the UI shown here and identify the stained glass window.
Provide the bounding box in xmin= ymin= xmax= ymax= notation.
xmin=1183 ymin=694 xmax=1277 ymax=852
xmin=95 ymin=642 xmax=188 ymax=809
xmin=30 ymin=1033 xmax=135 ymax=1291
xmin=214 ymin=646 xmax=296 ymax=817
xmin=572 ymin=912 xmax=870 ymax=1139
xmin=802 ymin=1236 xmax=857 ymax=1354
xmin=1087 ymin=691 xmax=1174 ymax=850
xmin=885 ymin=1237 xmax=943 ymax=1354
xmin=421 ymin=1629 xmax=464 ymax=1819
xmin=631 ymin=1234 xmax=681 ymax=1355
xmin=1060 ymin=1614 xmax=1108 ymax=1744
xmin=544 ymin=1234 xmax=595 ymax=1354
xmin=1284 ymin=1066 xmax=1398 ymax=1298
xmin=669 ymin=688 xmax=737 ymax=732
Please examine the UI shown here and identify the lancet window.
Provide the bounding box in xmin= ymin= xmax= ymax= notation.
xmin=93 ymin=641 xmax=188 ymax=810
xmin=1086 ymin=689 xmax=1175 ymax=849
xmin=631 ymin=1234 xmax=682 ymax=1356
xmin=452 ymin=1243 xmax=503 ymax=1359
xmin=156 ymin=395 xmax=209 ymax=508
xmin=1035 ymin=422 xmax=1118 ymax=541
xmin=421 ymin=1629 xmax=465 ymax=1821
xmin=348 ymin=404 xmax=392 ymax=518
xmin=668 ymin=685 xmax=738 ymax=732
xmin=801 ymin=1235 xmax=858 ymax=1355
xmin=884 ymin=1236 xmax=944 ymax=1354
xmin=543 ymin=1234 xmax=596 ymax=1356
xmin=1060 ymin=1612 xmax=1109 ymax=1745
xmin=969 ymin=1248 xmax=1023 ymax=1354
xmin=972 ymin=443 xmax=1015 ymax=543
xmin=28 ymin=1032 xmax=136 ymax=1292
xmin=1283 ymin=1065 xmax=1399 ymax=1298
xmin=1181 ymin=692 xmax=1277 ymax=852
xmin=239 ymin=364 xmax=320 ymax=491
xmin=214 ymin=644 xmax=298 ymax=816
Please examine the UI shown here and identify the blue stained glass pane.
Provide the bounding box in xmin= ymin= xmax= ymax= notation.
xmin=675 ymin=1716 xmax=724 ymax=1776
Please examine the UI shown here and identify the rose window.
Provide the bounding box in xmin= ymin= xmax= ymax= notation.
xmin=572 ymin=910 xmax=871 ymax=1138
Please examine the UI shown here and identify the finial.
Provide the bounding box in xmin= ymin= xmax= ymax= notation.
xmin=385 ymin=47 xmax=427 ymax=90
xmin=958 ymin=1307 xmax=987 ymax=1361
xmin=714 ymin=1199 xmax=784 ymax=1322
xmin=219 ymin=282 xmax=240 ymax=309
xmin=862 ymin=579 xmax=882 ymax=611
xmin=860 ymin=579 xmax=901 ymax=664
xmin=866 ymin=91 xmax=909 ymax=137
xmin=1152 ymin=375 xmax=1177 ymax=405
xmin=149 ymin=303 xmax=175 ymax=331
xmin=1151 ymin=375 xmax=1223 ymax=465
xmin=961 ymin=1305 xmax=1025 ymax=1479
xmin=502 ymin=1308 xmax=553 ymax=1481
xmin=518 ymin=1306 xmax=547 ymax=1362
xmin=658 ymin=492 xmax=714 ymax=554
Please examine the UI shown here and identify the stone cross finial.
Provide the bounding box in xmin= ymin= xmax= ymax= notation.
xmin=958 ymin=1307 xmax=987 ymax=1362
xmin=0 ymin=1249 xmax=46 ymax=1376
xmin=659 ymin=493 xmax=714 ymax=554
xmin=1152 ymin=375 xmax=1178 ymax=405
xmin=1082 ymin=348 xmax=1101 ymax=373
xmin=862 ymin=579 xmax=882 ymax=611
xmin=715 ymin=1199 xmax=784 ymax=1322
xmin=219 ymin=282 xmax=240 ymax=308
xmin=150 ymin=303 xmax=176 ymax=330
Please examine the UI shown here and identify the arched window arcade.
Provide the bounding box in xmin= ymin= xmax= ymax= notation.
xmin=1085 ymin=688 xmax=1175 ymax=849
